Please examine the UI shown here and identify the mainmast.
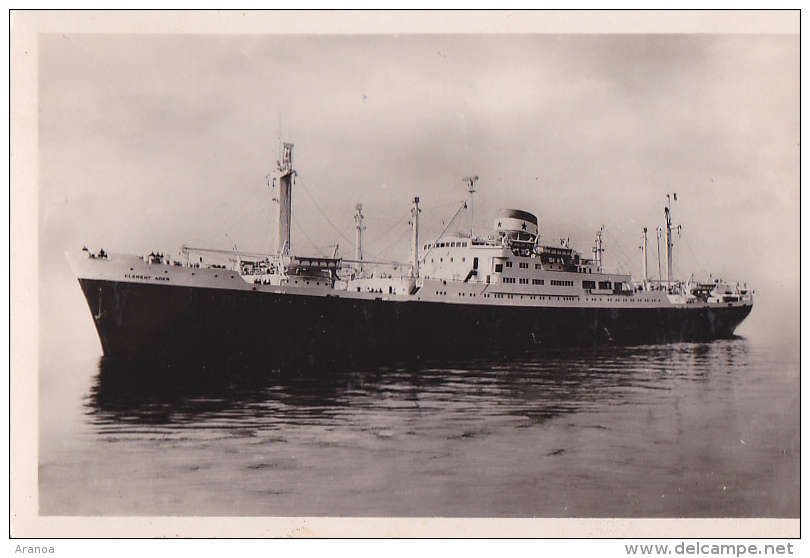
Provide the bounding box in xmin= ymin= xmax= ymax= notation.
xmin=656 ymin=226 xmax=662 ymax=286
xmin=592 ymin=226 xmax=604 ymax=272
xmin=664 ymin=192 xmax=677 ymax=287
xmin=411 ymin=197 xmax=421 ymax=278
xmin=641 ymin=227 xmax=649 ymax=288
xmin=463 ymin=175 xmax=478 ymax=238
xmin=354 ymin=203 xmax=364 ymax=272
xmin=274 ymin=142 xmax=295 ymax=256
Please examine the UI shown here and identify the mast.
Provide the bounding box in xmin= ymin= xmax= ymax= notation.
xmin=641 ymin=227 xmax=649 ymax=288
xmin=664 ymin=192 xmax=677 ymax=287
xmin=274 ymin=142 xmax=295 ymax=256
xmin=411 ymin=197 xmax=420 ymax=278
xmin=656 ymin=226 xmax=662 ymax=287
xmin=592 ymin=226 xmax=604 ymax=272
xmin=463 ymin=176 xmax=478 ymax=238
xmin=354 ymin=203 xmax=364 ymax=272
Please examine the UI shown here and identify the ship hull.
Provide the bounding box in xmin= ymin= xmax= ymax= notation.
xmin=78 ymin=278 xmax=753 ymax=367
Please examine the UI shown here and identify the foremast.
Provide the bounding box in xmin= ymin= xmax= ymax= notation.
xmin=411 ymin=197 xmax=421 ymax=278
xmin=664 ymin=192 xmax=680 ymax=288
xmin=274 ymin=142 xmax=295 ymax=257
xmin=355 ymin=204 xmax=364 ymax=273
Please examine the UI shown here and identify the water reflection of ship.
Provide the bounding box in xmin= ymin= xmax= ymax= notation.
xmin=86 ymin=341 xmax=749 ymax=429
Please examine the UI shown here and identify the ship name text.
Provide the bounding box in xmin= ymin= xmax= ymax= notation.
xmin=124 ymin=274 xmax=170 ymax=282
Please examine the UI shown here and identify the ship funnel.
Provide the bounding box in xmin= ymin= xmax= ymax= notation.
xmin=494 ymin=209 xmax=538 ymax=242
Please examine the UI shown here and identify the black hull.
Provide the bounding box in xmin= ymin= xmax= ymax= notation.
xmin=78 ymin=279 xmax=753 ymax=367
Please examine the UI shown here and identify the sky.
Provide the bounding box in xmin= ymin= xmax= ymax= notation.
xmin=34 ymin=23 xmax=799 ymax=347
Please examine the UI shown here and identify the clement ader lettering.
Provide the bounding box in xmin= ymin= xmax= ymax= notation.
xmin=124 ymin=274 xmax=170 ymax=282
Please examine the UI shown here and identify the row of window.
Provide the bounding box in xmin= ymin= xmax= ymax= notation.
xmin=499 ymin=277 xmax=630 ymax=290
xmin=483 ymin=293 xmax=579 ymax=301
xmin=504 ymin=277 xmax=566 ymax=286
xmin=502 ymin=277 xmax=574 ymax=286
xmin=431 ymin=272 xmax=624 ymax=291
xmin=424 ymin=241 xmax=469 ymax=250
xmin=582 ymin=280 xmax=625 ymax=290
xmin=514 ymin=260 xmax=601 ymax=272
xmin=504 ymin=261 xmax=551 ymax=270
xmin=424 ymin=252 xmax=595 ymax=273
xmin=585 ymin=297 xmax=653 ymax=303
xmin=502 ymin=260 xmax=597 ymax=276
xmin=515 ymin=278 xmax=547 ymax=285
xmin=426 ymin=256 xmax=620 ymax=290
xmin=477 ymin=293 xmax=655 ymax=303
xmin=428 ymin=289 xmax=657 ymax=303
xmin=431 ymin=291 xmax=480 ymax=298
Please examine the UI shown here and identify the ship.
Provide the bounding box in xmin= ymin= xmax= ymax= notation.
xmin=67 ymin=142 xmax=754 ymax=367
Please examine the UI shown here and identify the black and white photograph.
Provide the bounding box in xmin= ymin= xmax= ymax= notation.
xmin=10 ymin=10 xmax=800 ymax=539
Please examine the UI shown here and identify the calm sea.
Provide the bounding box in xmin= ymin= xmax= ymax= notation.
xmin=39 ymin=335 xmax=798 ymax=518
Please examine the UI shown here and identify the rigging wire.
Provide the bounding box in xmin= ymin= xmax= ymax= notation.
xmin=682 ymin=233 xmax=709 ymax=276
xmin=186 ymin=203 xmax=263 ymax=247
xmin=291 ymin=212 xmax=327 ymax=257
xmin=296 ymin=174 xmax=433 ymax=262
xmin=419 ymin=202 xmax=467 ymax=264
xmin=420 ymin=200 xmax=467 ymax=211
xmin=363 ymin=201 xmax=470 ymax=262
xmin=357 ymin=202 xmax=466 ymax=256
xmin=366 ymin=225 xmax=412 ymax=263
xmin=260 ymin=201 xmax=275 ymax=254
xmin=295 ymin=175 xmax=358 ymax=251
xmin=185 ymin=181 xmax=271 ymax=247
xmin=364 ymin=214 xmax=412 ymax=225
xmin=268 ymin=170 xmax=490 ymax=263
xmin=602 ymin=228 xmax=637 ymax=275
xmin=291 ymin=172 xmax=477 ymax=262
xmin=363 ymin=213 xmax=412 ymax=256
